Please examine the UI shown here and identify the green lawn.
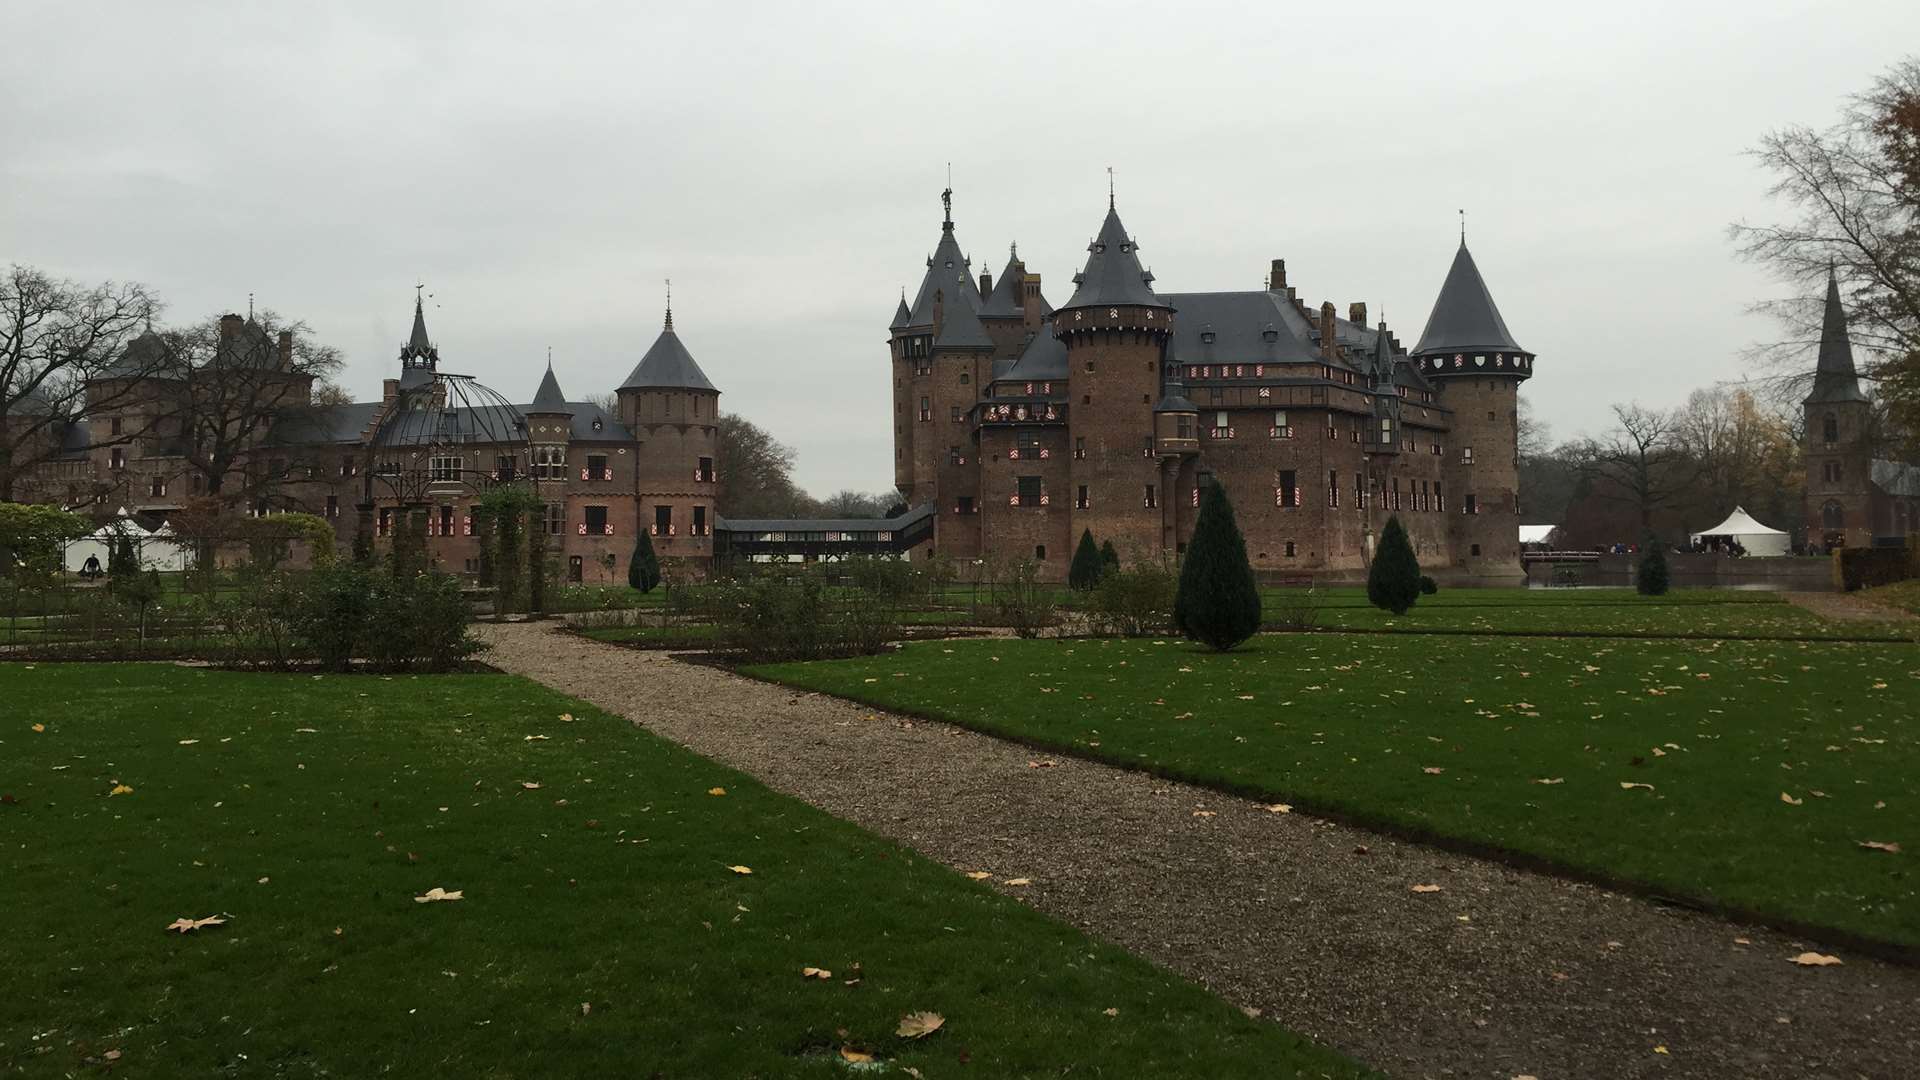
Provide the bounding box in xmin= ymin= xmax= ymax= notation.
xmin=1293 ymin=589 xmax=1914 ymax=639
xmin=0 ymin=664 xmax=1368 ymax=1079
xmin=750 ymin=634 xmax=1920 ymax=949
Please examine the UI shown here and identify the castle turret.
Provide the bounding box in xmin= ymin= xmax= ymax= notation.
xmin=1056 ymin=196 xmax=1174 ymax=558
xmin=1411 ymin=238 xmax=1532 ymax=578
xmin=1804 ymin=267 xmax=1873 ymax=549
xmin=398 ymin=292 xmax=439 ymax=390
xmin=618 ymin=292 xmax=720 ymax=560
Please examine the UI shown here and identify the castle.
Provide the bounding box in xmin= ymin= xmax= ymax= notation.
xmin=1801 ymin=267 xmax=1920 ymax=548
xmin=888 ymin=189 xmax=1534 ymax=580
xmin=18 ymin=296 xmax=721 ymax=583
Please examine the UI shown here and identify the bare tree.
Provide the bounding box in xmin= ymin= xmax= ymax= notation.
xmin=1671 ymin=386 xmax=1802 ymax=528
xmin=169 ymin=311 xmax=342 ymax=500
xmin=715 ymin=412 xmax=813 ymax=518
xmin=0 ymin=265 xmax=164 ymax=502
xmin=1570 ymin=404 xmax=1697 ymax=531
xmin=1731 ymin=57 xmax=1920 ymax=419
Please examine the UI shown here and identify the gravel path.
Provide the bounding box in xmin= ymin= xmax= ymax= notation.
xmin=477 ymin=623 xmax=1920 ymax=1080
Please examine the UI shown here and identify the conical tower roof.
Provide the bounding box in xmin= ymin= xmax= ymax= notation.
xmin=904 ymin=191 xmax=983 ymax=326
xmin=531 ymin=362 xmax=570 ymax=412
xmin=620 ymin=308 xmax=718 ymax=393
xmin=1805 ymin=267 xmax=1869 ymax=405
xmin=398 ymin=292 xmax=439 ymax=389
xmin=980 ymin=247 xmax=1027 ymax=318
xmin=1059 ymin=202 xmax=1165 ymax=311
xmin=890 ymin=291 xmax=911 ymax=331
xmin=1411 ymin=243 xmax=1528 ymax=356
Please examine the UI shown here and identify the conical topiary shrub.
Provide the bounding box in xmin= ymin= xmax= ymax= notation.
xmin=629 ymin=530 xmax=661 ymax=593
xmin=1174 ymin=483 xmax=1262 ymax=651
xmin=1636 ymin=532 xmax=1670 ymax=596
xmin=1068 ymin=529 xmax=1103 ymax=591
xmin=1367 ymin=516 xmax=1421 ymax=615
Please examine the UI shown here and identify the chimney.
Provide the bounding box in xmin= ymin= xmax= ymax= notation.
xmin=1319 ymin=301 xmax=1338 ymax=360
xmin=1023 ymin=274 xmax=1043 ymax=331
xmin=277 ymin=330 xmax=293 ymax=369
xmin=1269 ymin=259 xmax=1287 ymax=291
xmin=980 ymin=268 xmax=993 ymax=297
xmin=1348 ymin=302 xmax=1367 ymax=328
xmin=219 ymin=313 xmax=244 ymax=341
xmin=383 ymin=378 xmax=399 ymax=404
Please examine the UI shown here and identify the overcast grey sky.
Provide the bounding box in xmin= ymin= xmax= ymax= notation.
xmin=6 ymin=1 xmax=1916 ymax=495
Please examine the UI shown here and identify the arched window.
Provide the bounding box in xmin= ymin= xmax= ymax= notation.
xmin=1822 ymin=414 xmax=1839 ymax=446
xmin=1821 ymin=500 xmax=1844 ymax=529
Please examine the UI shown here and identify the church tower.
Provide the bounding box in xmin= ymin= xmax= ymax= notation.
xmin=1058 ymin=196 xmax=1173 ymax=558
xmin=1411 ymin=238 xmax=1533 ymax=578
xmin=1803 ymin=267 xmax=1873 ymax=550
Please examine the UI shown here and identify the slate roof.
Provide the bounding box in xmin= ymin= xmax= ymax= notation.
xmin=904 ymin=214 xmax=982 ymax=327
xmin=979 ymin=251 xmax=1026 ymax=318
xmin=933 ymin=290 xmax=996 ymax=351
xmin=1872 ymin=459 xmax=1920 ymax=497
xmin=620 ymin=317 xmax=719 ymax=392
xmin=403 ymin=297 xmax=435 ymax=358
xmin=890 ymin=293 xmax=911 ymax=331
xmin=1411 ymin=243 xmax=1527 ymax=356
xmin=530 ymin=365 xmax=570 ymax=412
xmin=1160 ymin=291 xmax=1326 ymax=366
xmin=1805 ymin=268 xmax=1870 ymax=405
xmin=264 ymin=402 xmax=384 ymax=446
xmin=1000 ymin=320 xmax=1067 ymax=382
xmin=99 ymin=330 xmax=174 ymax=380
xmin=1060 ymin=204 xmax=1165 ymax=311
xmin=1155 ymin=384 xmax=1198 ymax=413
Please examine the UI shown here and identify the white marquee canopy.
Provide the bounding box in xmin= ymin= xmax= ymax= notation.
xmin=1691 ymin=505 xmax=1790 ymax=557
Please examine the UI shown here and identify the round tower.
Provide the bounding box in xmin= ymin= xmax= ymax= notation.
xmin=1057 ymin=197 xmax=1174 ymax=560
xmin=616 ymin=293 xmax=720 ymax=569
xmin=1410 ymin=239 xmax=1534 ymax=580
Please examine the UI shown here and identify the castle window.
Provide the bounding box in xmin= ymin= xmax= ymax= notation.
xmin=950 ymin=405 xmax=962 ymax=422
xmin=1284 ymin=541 xmax=1296 ymax=558
xmin=585 ymin=505 xmax=610 ymax=535
xmin=1471 ymin=544 xmax=1482 ymax=556
xmin=1176 ymin=415 xmax=1193 ymax=440
xmin=1271 ymin=411 xmax=1292 ymax=438
xmin=692 ymin=506 xmax=708 ymax=537
xmin=1435 ymin=482 xmax=1445 ymax=512
xmin=546 ymin=503 xmax=565 ymax=535
xmin=1085 ymin=359 xmax=1095 ymax=373
xmin=919 ymin=396 xmax=930 ymax=422
xmin=587 ymin=454 xmax=610 ymax=481
xmin=1327 ymin=469 xmax=1340 ymax=508
xmin=148 ymin=476 xmax=167 ymax=498
xmin=1143 ymin=435 xmax=1155 ymax=456
xmin=324 ymin=495 xmax=338 ymax=519
xmin=697 ymin=456 xmax=715 ymax=483
xmin=1144 ymin=484 xmax=1157 ymax=509
xmin=1822 ymin=500 xmax=1843 ymax=529
xmin=1277 ymin=470 xmax=1298 ymax=508
xmin=1391 ymin=478 xmax=1402 ymax=511
xmin=1035 ymin=545 xmax=1047 ymax=560
xmin=1016 ymin=476 xmax=1041 ymax=507
xmin=494 ymin=455 xmax=518 ymax=482
xmin=653 ymin=505 xmax=673 ymax=536
xmin=1464 ymin=493 xmax=1479 ymax=515
xmin=439 ymin=505 xmax=454 ymax=537
xmin=956 ymin=495 xmax=975 ymax=515
xmin=1823 ymin=414 xmax=1839 ymax=447
xmin=948 ymin=446 xmax=964 ymax=466
xmin=426 ymin=455 xmax=459 ymax=483
xmin=110 ymin=417 xmax=122 ymax=436
xmin=1823 ymin=461 xmax=1841 ymax=484
xmin=1355 ymin=472 xmax=1367 ymax=509
xmin=377 ymin=507 xmax=392 ymax=537
xmin=1461 ymin=446 xmax=1474 ymax=464
xmin=959 ymin=372 xmax=970 ymax=385
xmin=1074 ymin=436 xmax=1086 ymax=460
xmin=110 ymin=448 xmax=126 ymax=470
xmin=1075 ymin=484 xmax=1090 ymax=510
xmin=1214 ymin=411 xmax=1230 ymax=435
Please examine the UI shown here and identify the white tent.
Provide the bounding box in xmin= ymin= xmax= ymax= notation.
xmin=141 ymin=521 xmax=194 ymax=572
xmin=1518 ymin=524 xmax=1559 ymax=547
xmin=65 ymin=510 xmax=149 ymax=573
xmin=1692 ymin=505 xmax=1791 ymax=557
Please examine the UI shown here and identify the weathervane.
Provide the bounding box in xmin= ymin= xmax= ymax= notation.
xmin=664 ymin=277 xmax=673 ymax=330
xmin=1459 ymin=209 xmax=1466 ymax=245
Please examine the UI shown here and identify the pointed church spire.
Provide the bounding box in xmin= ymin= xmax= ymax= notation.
xmin=398 ymin=286 xmax=439 ymax=386
xmin=531 ymin=358 xmax=570 ymax=413
xmin=1411 ymin=241 xmax=1528 ymax=361
xmin=1806 ymin=264 xmax=1869 ymax=404
xmin=1058 ymin=197 xmax=1166 ymax=311
xmin=664 ymin=278 xmax=674 ymax=331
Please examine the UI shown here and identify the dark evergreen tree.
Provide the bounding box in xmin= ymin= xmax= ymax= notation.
xmin=1636 ymin=532 xmax=1670 ymax=596
xmin=1100 ymin=539 xmax=1121 ymax=577
xmin=629 ymin=529 xmax=661 ymax=593
xmin=108 ymin=532 xmax=138 ymax=577
xmin=1367 ymin=516 xmax=1422 ymax=615
xmin=1174 ymin=483 xmax=1262 ymax=651
xmin=1068 ymin=529 xmax=1103 ymax=590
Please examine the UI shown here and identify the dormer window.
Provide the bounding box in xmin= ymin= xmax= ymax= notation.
xmin=1093 ymin=243 xmax=1106 ymax=253
xmin=1119 ymin=243 xmax=1130 ymax=253
xmin=1261 ymin=326 xmax=1280 ymax=343
xmin=1199 ymin=329 xmax=1216 ymax=344
xmin=591 ymin=418 xmax=603 ymax=431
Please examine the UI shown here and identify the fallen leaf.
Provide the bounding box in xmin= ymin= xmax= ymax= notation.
xmin=1858 ymin=840 xmax=1901 ymax=854
xmin=524 ymin=734 xmax=550 ymax=742
xmin=1003 ymin=877 xmax=1032 ymax=886
xmin=1027 ymin=760 xmax=1057 ymax=769
xmin=1619 ymin=782 xmax=1654 ymax=791
xmin=727 ymin=865 xmax=753 ymax=875
xmin=707 ymin=787 xmax=727 ymax=796
xmin=30 ymin=723 xmax=45 ymax=733
xmin=165 ymin=915 xmax=227 ymax=933
xmin=1410 ymin=884 xmax=1443 ymax=893
xmin=414 ymin=887 xmax=464 ymax=903
xmin=295 ymin=727 xmax=318 ymax=733
xmin=110 ymin=784 xmax=134 ymax=796
xmin=558 ymin=713 xmax=574 ymax=723
xmin=896 ymin=1011 xmax=945 ymax=1039
xmin=1654 ymin=1045 xmax=1669 ymax=1055
xmin=1780 ymin=792 xmax=1803 ymax=806
xmin=1240 ymin=1005 xmax=1263 ymax=1019
xmin=178 ymin=739 xmax=199 ymax=746
xmin=839 ymin=1046 xmax=874 ymax=1063
xmin=1102 ymin=1007 xmax=1119 ymax=1016
xmin=1266 ymin=803 xmax=1292 ymax=814
xmin=965 ymin=870 xmax=992 ymax=880
xmin=579 ymin=1002 xmax=591 ymax=1017
xmin=520 ymin=781 xmax=541 ymax=790
xmin=1422 ymin=766 xmax=1445 ymax=775
xmin=800 ymin=966 xmax=832 ymax=980
xmin=1734 ymin=937 xmax=1752 ymax=945
xmin=1531 ymin=777 xmax=1564 ymax=785
xmin=1789 ymin=951 xmax=1842 ymax=966
xmin=1192 ymin=809 xmax=1216 ymax=818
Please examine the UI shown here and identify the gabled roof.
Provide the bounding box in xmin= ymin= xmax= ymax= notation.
xmin=1161 ymin=292 xmax=1324 ymax=366
xmin=1060 ymin=203 xmax=1166 ymax=311
xmin=620 ymin=314 xmax=719 ymax=392
xmin=1805 ymin=268 xmax=1869 ymax=405
xmin=933 ymin=290 xmax=996 ymax=351
xmin=1411 ymin=243 xmax=1527 ymax=356
xmin=530 ymin=364 xmax=570 ymax=412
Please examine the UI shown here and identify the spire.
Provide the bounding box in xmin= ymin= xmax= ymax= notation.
xmin=531 ymin=359 xmax=570 ymax=413
xmin=620 ymin=310 xmax=719 ymax=393
xmin=398 ymin=287 xmax=439 ymax=386
xmin=890 ymin=288 xmax=912 ymax=331
xmin=903 ymin=186 xmax=985 ymax=326
xmin=1059 ymin=199 xmax=1166 ymax=311
xmin=664 ymin=277 xmax=674 ymax=330
xmin=1411 ymin=242 xmax=1528 ymax=359
xmin=1806 ymin=265 xmax=1869 ymax=404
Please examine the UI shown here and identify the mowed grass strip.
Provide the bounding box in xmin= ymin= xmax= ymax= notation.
xmin=1288 ymin=588 xmax=1912 ymax=639
xmin=0 ymin=664 xmax=1371 ymax=1079
xmin=750 ymin=634 xmax=1920 ymax=948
